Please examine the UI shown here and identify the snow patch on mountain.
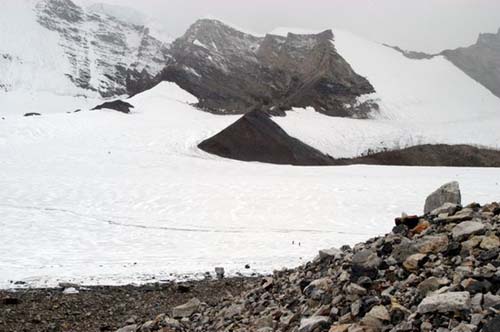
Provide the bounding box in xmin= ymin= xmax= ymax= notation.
xmin=270 ymin=27 xmax=500 ymax=157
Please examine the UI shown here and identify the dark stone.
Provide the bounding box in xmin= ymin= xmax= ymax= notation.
xmin=392 ymin=224 xmax=409 ymax=235
xmin=351 ymin=250 xmax=381 ymax=280
xmin=177 ymin=284 xmax=191 ymax=293
xmin=198 ymin=110 xmax=336 ymax=166
xmin=445 ymin=242 xmax=462 ymax=257
xmin=395 ymin=215 xmax=420 ymax=229
xmin=479 ymin=248 xmax=500 ymax=262
xmin=464 ymin=279 xmax=492 ymax=294
xmin=2 ymin=297 xmax=20 ymax=305
xmin=357 ymin=276 xmax=373 ymax=288
xmin=92 ymin=100 xmax=134 ymax=114
xmin=483 ymin=315 xmax=500 ymax=332
xmin=390 ymin=309 xmax=406 ymax=325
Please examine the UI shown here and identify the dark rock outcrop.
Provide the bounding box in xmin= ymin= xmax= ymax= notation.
xmin=338 ymin=144 xmax=500 ymax=167
xmin=92 ymin=100 xmax=134 ymax=114
xmin=24 ymin=112 xmax=42 ymax=117
xmin=198 ymin=110 xmax=335 ymax=165
xmin=162 ymin=19 xmax=377 ymax=117
xmin=383 ymin=44 xmax=436 ymax=60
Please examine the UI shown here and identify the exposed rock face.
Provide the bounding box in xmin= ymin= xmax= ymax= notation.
xmin=91 ymin=100 xmax=134 ymax=114
xmin=162 ymin=19 xmax=377 ymax=117
xmin=35 ymin=0 xmax=171 ymax=97
xmin=198 ymin=110 xmax=335 ymax=165
xmin=441 ymin=28 xmax=500 ymax=98
xmin=383 ymin=44 xmax=436 ymax=60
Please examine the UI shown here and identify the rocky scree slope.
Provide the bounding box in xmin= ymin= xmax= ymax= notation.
xmin=115 ymin=183 xmax=500 ymax=332
xmin=198 ymin=109 xmax=335 ymax=166
xmin=160 ymin=19 xmax=376 ymax=117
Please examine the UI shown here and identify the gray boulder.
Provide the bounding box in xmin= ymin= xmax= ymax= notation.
xmin=298 ymin=316 xmax=330 ymax=332
xmin=452 ymin=221 xmax=485 ymax=240
xmin=424 ymin=182 xmax=461 ymax=214
xmin=417 ymin=292 xmax=471 ymax=313
xmin=172 ymin=298 xmax=201 ymax=318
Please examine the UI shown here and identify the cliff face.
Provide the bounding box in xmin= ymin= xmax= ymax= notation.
xmin=0 ymin=0 xmax=171 ymax=99
xmin=162 ymin=19 xmax=377 ymax=118
xmin=35 ymin=0 xmax=172 ymax=97
xmin=441 ymin=28 xmax=500 ymax=99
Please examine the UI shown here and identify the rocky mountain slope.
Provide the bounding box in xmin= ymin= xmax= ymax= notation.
xmin=441 ymin=28 xmax=500 ymax=99
xmin=0 ymin=0 xmax=171 ymax=100
xmin=385 ymin=28 xmax=500 ymax=99
xmin=105 ymin=183 xmax=500 ymax=332
xmin=161 ymin=19 xmax=376 ymax=117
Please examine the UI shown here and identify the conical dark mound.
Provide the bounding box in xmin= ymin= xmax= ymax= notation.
xmin=198 ymin=110 xmax=335 ymax=166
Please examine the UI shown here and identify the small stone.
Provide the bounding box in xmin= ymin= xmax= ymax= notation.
xmin=172 ymin=298 xmax=201 ymax=318
xmin=403 ymin=253 xmax=427 ymax=271
xmin=115 ymin=325 xmax=137 ymax=332
xmin=483 ymin=315 xmax=500 ymax=332
xmin=329 ymin=324 xmax=351 ymax=332
xmin=346 ymin=283 xmax=367 ymax=296
xmin=480 ymin=234 xmax=500 ymax=250
xmin=298 ymin=316 xmax=330 ymax=332
xmin=417 ymin=292 xmax=471 ymax=313
xmin=215 ymin=267 xmax=225 ymax=279
xmin=418 ymin=277 xmax=448 ymax=296
xmin=414 ymin=235 xmax=449 ymax=254
xmin=365 ymin=305 xmax=390 ymax=321
xmin=351 ymin=249 xmax=381 ymax=280
xmin=484 ymin=293 xmax=500 ymax=308
xmin=452 ymin=221 xmax=485 ymax=240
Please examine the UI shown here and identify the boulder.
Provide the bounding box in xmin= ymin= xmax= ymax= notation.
xmin=351 ymin=249 xmax=381 ymax=280
xmin=452 ymin=221 xmax=485 ymax=240
xmin=424 ymin=182 xmax=461 ymax=214
xmin=417 ymin=292 xmax=471 ymax=313
xmin=298 ymin=316 xmax=330 ymax=332
xmin=92 ymin=100 xmax=134 ymax=114
xmin=430 ymin=202 xmax=460 ymax=216
xmin=318 ymin=247 xmax=342 ymax=260
xmin=172 ymin=298 xmax=201 ymax=318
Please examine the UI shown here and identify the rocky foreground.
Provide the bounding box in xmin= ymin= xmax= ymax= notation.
xmin=110 ymin=182 xmax=499 ymax=332
xmin=2 ymin=182 xmax=500 ymax=332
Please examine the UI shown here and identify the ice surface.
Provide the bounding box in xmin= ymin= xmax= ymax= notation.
xmin=1 ymin=82 xmax=499 ymax=288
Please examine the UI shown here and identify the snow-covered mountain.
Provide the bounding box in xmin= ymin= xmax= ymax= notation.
xmin=0 ymin=0 xmax=171 ymax=114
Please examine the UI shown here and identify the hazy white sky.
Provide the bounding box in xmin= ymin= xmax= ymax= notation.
xmin=81 ymin=0 xmax=500 ymax=53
